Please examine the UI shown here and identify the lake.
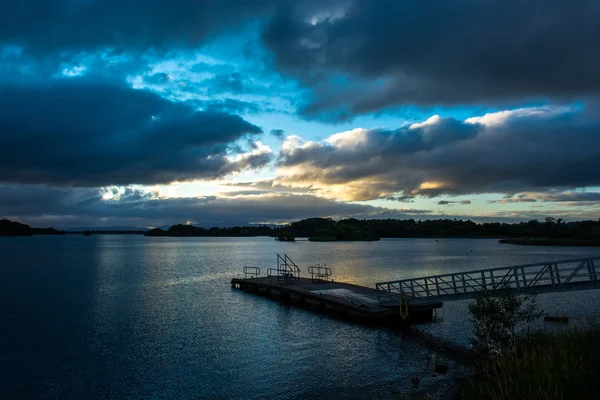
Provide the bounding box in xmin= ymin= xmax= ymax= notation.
xmin=1 ymin=236 xmax=599 ymax=399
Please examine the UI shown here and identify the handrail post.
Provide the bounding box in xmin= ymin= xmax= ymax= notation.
xmin=452 ymin=274 xmax=457 ymax=296
xmin=588 ymin=260 xmax=597 ymax=287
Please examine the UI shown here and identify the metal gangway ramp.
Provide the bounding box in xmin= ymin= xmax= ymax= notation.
xmin=375 ymin=257 xmax=600 ymax=304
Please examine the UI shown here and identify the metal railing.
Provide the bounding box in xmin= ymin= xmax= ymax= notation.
xmin=243 ymin=266 xmax=260 ymax=279
xmin=375 ymin=257 xmax=600 ymax=304
xmin=272 ymin=253 xmax=301 ymax=283
xmin=308 ymin=264 xmax=332 ymax=282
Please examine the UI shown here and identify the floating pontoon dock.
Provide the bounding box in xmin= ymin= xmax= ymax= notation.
xmin=232 ymin=255 xmax=600 ymax=325
xmin=231 ymin=254 xmax=442 ymax=324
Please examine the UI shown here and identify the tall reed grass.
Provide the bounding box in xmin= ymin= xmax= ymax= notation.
xmin=461 ymin=325 xmax=600 ymax=399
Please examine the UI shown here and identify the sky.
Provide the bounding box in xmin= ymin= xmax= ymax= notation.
xmin=1 ymin=0 xmax=600 ymax=229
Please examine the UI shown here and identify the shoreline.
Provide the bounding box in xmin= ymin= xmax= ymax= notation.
xmin=499 ymin=238 xmax=600 ymax=247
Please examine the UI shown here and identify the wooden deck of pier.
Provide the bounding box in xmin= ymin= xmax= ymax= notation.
xmin=231 ymin=276 xmax=442 ymax=325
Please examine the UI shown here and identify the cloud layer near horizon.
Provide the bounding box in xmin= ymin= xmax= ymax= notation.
xmin=3 ymin=183 xmax=598 ymax=229
xmin=0 ymin=184 xmax=430 ymax=228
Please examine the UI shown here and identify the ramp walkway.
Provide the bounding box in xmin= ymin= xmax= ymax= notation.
xmin=375 ymin=257 xmax=600 ymax=304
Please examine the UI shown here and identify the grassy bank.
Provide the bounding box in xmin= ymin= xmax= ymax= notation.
xmin=460 ymin=326 xmax=600 ymax=400
xmin=499 ymin=237 xmax=600 ymax=246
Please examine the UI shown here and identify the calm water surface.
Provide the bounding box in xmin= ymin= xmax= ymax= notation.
xmin=1 ymin=236 xmax=599 ymax=399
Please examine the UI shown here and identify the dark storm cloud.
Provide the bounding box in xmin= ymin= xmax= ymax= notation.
xmin=218 ymin=151 xmax=274 ymax=176
xmin=0 ymin=0 xmax=281 ymax=54
xmin=279 ymin=116 xmax=479 ymax=169
xmin=0 ymin=185 xmax=100 ymax=217
xmin=263 ymin=0 xmax=600 ymax=119
xmin=541 ymin=192 xmax=600 ymax=202
xmin=275 ymin=107 xmax=600 ymax=199
xmin=0 ymin=77 xmax=267 ymax=186
xmin=0 ymin=184 xmax=427 ymax=228
xmin=438 ymin=200 xmax=471 ymax=206
xmin=488 ymin=198 xmax=538 ymax=204
xmin=386 ymin=195 xmax=414 ymax=203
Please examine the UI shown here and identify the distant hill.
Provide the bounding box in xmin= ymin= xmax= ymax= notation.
xmin=0 ymin=219 xmax=65 ymax=236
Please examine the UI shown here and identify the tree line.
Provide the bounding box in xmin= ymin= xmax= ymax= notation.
xmin=145 ymin=217 xmax=600 ymax=241
xmin=2 ymin=217 xmax=599 ymax=240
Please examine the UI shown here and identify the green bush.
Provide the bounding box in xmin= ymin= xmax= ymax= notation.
xmin=468 ymin=289 xmax=543 ymax=355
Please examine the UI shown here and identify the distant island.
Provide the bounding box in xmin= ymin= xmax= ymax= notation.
xmin=0 ymin=219 xmax=65 ymax=236
xmin=278 ymin=218 xmax=380 ymax=241
xmin=144 ymin=224 xmax=272 ymax=237
xmin=276 ymin=217 xmax=600 ymax=244
xmin=0 ymin=219 xmax=146 ymax=236
xmin=144 ymin=217 xmax=600 ymax=245
xmin=3 ymin=217 xmax=600 ymax=245
xmin=145 ymin=218 xmax=380 ymax=241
